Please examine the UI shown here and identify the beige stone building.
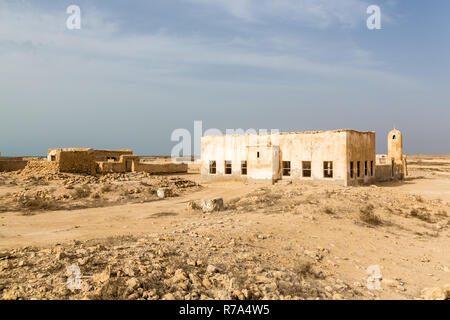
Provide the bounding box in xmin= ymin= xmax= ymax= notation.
xmin=47 ymin=148 xmax=187 ymax=175
xmin=201 ymin=128 xmax=405 ymax=186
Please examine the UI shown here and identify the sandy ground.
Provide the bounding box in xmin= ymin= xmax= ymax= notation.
xmin=0 ymin=155 xmax=449 ymax=300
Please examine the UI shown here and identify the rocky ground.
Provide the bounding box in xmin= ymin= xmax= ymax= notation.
xmin=0 ymin=164 xmax=200 ymax=214
xmin=0 ymin=231 xmax=363 ymax=300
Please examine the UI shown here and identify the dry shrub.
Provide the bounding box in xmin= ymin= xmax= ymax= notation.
xmin=359 ymin=204 xmax=382 ymax=225
xmin=410 ymin=208 xmax=434 ymax=223
xmin=74 ymin=185 xmax=91 ymax=199
xmin=17 ymin=197 xmax=57 ymax=213
xmin=323 ymin=207 xmax=335 ymax=215
xmin=100 ymin=184 xmax=113 ymax=193
xmin=294 ymin=261 xmax=313 ymax=277
xmin=436 ymin=210 xmax=448 ymax=217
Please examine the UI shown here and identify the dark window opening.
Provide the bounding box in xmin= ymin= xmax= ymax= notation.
xmin=364 ymin=161 xmax=368 ymax=176
xmin=357 ymin=161 xmax=361 ymax=177
xmin=391 ymin=159 xmax=395 ymax=177
xmin=209 ymin=160 xmax=216 ymax=174
xmin=241 ymin=161 xmax=247 ymax=175
xmin=323 ymin=161 xmax=333 ymax=178
xmin=282 ymin=161 xmax=291 ymax=176
xmin=225 ymin=161 xmax=232 ymax=175
xmin=50 ymin=155 xmax=56 ymax=162
xmin=257 ymin=151 xmax=260 ymax=158
xmin=350 ymin=161 xmax=354 ymax=178
xmin=370 ymin=161 xmax=374 ymax=176
xmin=302 ymin=161 xmax=311 ymax=177
xmin=392 ymin=135 xmax=396 ymax=140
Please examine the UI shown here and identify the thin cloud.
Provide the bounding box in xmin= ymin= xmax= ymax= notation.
xmin=185 ymin=0 xmax=387 ymax=29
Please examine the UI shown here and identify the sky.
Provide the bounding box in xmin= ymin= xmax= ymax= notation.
xmin=0 ymin=0 xmax=449 ymax=156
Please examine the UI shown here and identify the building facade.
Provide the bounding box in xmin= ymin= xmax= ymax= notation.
xmin=201 ymin=129 xmax=377 ymax=186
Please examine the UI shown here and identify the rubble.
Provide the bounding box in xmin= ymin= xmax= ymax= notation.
xmin=0 ymin=171 xmax=200 ymax=213
xmin=201 ymin=198 xmax=224 ymax=213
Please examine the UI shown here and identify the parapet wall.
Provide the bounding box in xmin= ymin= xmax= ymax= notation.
xmin=375 ymin=163 xmax=404 ymax=181
xmin=97 ymin=161 xmax=126 ymax=173
xmin=0 ymin=159 xmax=28 ymax=172
xmin=135 ymin=162 xmax=188 ymax=174
xmin=97 ymin=159 xmax=187 ymax=174
xmin=93 ymin=149 xmax=133 ymax=161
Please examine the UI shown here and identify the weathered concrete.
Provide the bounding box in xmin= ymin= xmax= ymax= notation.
xmin=48 ymin=148 xmax=187 ymax=175
xmin=0 ymin=159 xmax=28 ymax=172
xmin=375 ymin=127 xmax=407 ymax=181
xmin=201 ymin=129 xmax=376 ymax=186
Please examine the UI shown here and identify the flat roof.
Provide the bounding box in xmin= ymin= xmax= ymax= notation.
xmin=203 ymin=129 xmax=375 ymax=137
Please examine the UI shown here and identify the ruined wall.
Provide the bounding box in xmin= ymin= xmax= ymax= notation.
xmin=187 ymin=162 xmax=201 ymax=173
xmin=201 ymin=130 xmax=360 ymax=185
xmin=96 ymin=155 xmax=187 ymax=174
xmin=93 ymin=149 xmax=133 ymax=161
xmin=0 ymin=159 xmax=28 ymax=172
xmin=375 ymin=163 xmax=404 ymax=181
xmin=57 ymin=150 xmax=97 ymax=174
xmin=97 ymin=161 xmax=126 ymax=173
xmin=96 ymin=155 xmax=139 ymax=174
xmin=346 ymin=131 xmax=376 ymax=186
xmin=135 ymin=162 xmax=188 ymax=174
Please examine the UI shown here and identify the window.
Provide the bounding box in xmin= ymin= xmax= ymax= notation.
xmin=302 ymin=161 xmax=311 ymax=177
xmin=257 ymin=151 xmax=260 ymax=158
xmin=323 ymin=161 xmax=333 ymax=178
xmin=225 ymin=161 xmax=232 ymax=175
xmin=50 ymin=155 xmax=56 ymax=162
xmin=209 ymin=160 xmax=216 ymax=174
xmin=392 ymin=135 xmax=396 ymax=140
xmin=350 ymin=161 xmax=354 ymax=178
xmin=282 ymin=161 xmax=291 ymax=176
xmin=370 ymin=161 xmax=374 ymax=176
xmin=241 ymin=161 xmax=247 ymax=175
xmin=357 ymin=161 xmax=361 ymax=177
xmin=364 ymin=161 xmax=368 ymax=176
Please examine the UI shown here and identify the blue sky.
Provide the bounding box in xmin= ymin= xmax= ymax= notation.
xmin=0 ymin=0 xmax=449 ymax=156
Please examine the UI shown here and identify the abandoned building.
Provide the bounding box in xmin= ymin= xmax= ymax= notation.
xmin=47 ymin=148 xmax=187 ymax=175
xmin=0 ymin=155 xmax=29 ymax=172
xmin=200 ymin=128 xmax=407 ymax=186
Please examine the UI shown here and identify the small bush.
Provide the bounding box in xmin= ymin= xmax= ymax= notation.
xmin=294 ymin=261 xmax=313 ymax=277
xmin=100 ymin=184 xmax=112 ymax=193
xmin=436 ymin=210 xmax=448 ymax=217
xmin=323 ymin=207 xmax=334 ymax=215
xmin=410 ymin=208 xmax=434 ymax=222
xmin=359 ymin=204 xmax=382 ymax=225
xmin=74 ymin=186 xmax=91 ymax=199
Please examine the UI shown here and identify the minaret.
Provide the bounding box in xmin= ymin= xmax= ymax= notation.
xmin=387 ymin=126 xmax=403 ymax=164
